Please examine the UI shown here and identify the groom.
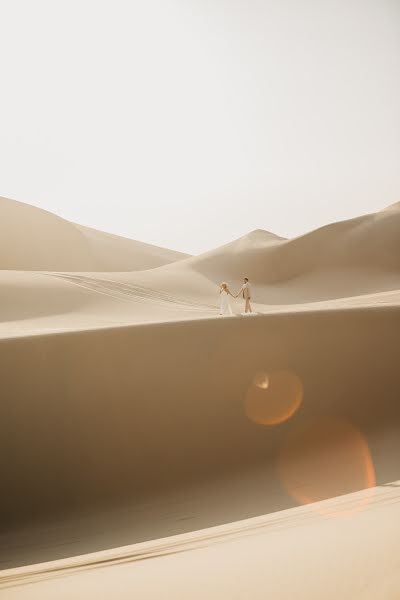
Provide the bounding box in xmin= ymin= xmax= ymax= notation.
xmin=236 ymin=277 xmax=252 ymax=313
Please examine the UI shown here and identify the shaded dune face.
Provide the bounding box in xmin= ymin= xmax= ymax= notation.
xmin=0 ymin=306 xmax=399 ymax=566
xmin=0 ymin=197 xmax=188 ymax=271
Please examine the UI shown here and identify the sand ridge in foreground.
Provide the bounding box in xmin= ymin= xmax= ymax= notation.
xmin=1 ymin=483 xmax=400 ymax=599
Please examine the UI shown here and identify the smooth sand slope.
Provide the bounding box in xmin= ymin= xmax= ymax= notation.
xmin=0 ymin=196 xmax=188 ymax=271
xmin=1 ymin=200 xmax=399 ymax=336
xmin=0 ymin=198 xmax=399 ymax=598
xmin=2 ymin=483 xmax=400 ymax=600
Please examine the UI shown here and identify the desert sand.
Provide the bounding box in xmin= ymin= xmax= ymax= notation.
xmin=0 ymin=197 xmax=399 ymax=598
xmin=2 ymin=483 xmax=400 ymax=600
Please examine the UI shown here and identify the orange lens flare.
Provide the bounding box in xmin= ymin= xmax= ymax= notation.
xmin=277 ymin=418 xmax=376 ymax=515
xmin=253 ymin=372 xmax=270 ymax=390
xmin=245 ymin=370 xmax=303 ymax=426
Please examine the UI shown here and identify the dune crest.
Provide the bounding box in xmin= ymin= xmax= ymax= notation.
xmin=0 ymin=200 xmax=399 ymax=333
xmin=184 ymin=205 xmax=400 ymax=283
xmin=382 ymin=200 xmax=400 ymax=212
xmin=1 ymin=197 xmax=399 ymax=599
xmin=0 ymin=197 xmax=188 ymax=271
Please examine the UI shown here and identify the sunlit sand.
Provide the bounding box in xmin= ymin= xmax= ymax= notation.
xmin=1 ymin=197 xmax=399 ymax=598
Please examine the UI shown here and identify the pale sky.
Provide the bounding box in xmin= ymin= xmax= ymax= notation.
xmin=0 ymin=0 xmax=399 ymax=254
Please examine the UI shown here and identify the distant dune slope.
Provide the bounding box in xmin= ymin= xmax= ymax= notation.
xmin=1 ymin=200 xmax=399 ymax=328
xmin=116 ymin=203 xmax=400 ymax=308
xmin=184 ymin=204 xmax=400 ymax=283
xmin=0 ymin=197 xmax=188 ymax=271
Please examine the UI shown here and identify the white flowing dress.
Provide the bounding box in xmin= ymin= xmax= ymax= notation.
xmin=219 ymin=290 xmax=233 ymax=315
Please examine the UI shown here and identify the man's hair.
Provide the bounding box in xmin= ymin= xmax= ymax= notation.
xmin=244 ymin=277 xmax=249 ymax=282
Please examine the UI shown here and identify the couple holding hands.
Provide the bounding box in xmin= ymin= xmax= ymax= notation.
xmin=219 ymin=278 xmax=252 ymax=316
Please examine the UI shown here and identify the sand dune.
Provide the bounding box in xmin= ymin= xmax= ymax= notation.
xmin=110 ymin=203 xmax=400 ymax=309
xmin=176 ymin=203 xmax=400 ymax=284
xmin=2 ymin=483 xmax=400 ymax=600
xmin=1 ymin=201 xmax=399 ymax=336
xmin=1 ymin=198 xmax=399 ymax=597
xmin=0 ymin=197 xmax=188 ymax=271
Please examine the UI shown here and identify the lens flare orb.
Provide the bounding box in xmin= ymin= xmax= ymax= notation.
xmin=253 ymin=372 xmax=270 ymax=390
xmin=245 ymin=369 xmax=303 ymax=426
xmin=277 ymin=417 xmax=376 ymax=515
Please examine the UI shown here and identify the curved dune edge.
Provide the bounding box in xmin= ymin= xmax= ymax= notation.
xmin=0 ymin=196 xmax=189 ymax=271
xmin=1 ymin=199 xmax=399 ymax=599
xmin=0 ymin=304 xmax=399 ymax=566
xmin=1 ymin=482 xmax=399 ymax=598
xmin=0 ymin=199 xmax=399 ymax=328
xmin=0 ymin=280 xmax=399 ymax=340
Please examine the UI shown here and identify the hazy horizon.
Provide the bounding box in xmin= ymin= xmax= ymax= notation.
xmin=0 ymin=0 xmax=399 ymax=254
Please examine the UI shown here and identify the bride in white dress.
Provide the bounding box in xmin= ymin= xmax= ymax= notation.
xmin=219 ymin=282 xmax=235 ymax=316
